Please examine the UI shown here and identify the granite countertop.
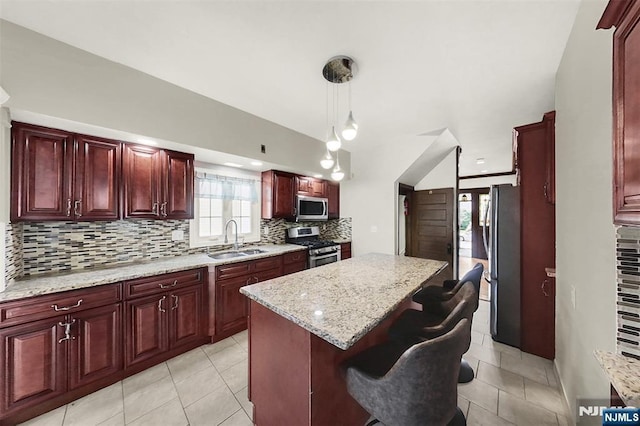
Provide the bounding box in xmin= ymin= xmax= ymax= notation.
xmin=333 ymin=238 xmax=352 ymax=244
xmin=0 ymin=244 xmax=306 ymax=303
xmin=240 ymin=253 xmax=447 ymax=350
xmin=594 ymin=350 xmax=640 ymax=406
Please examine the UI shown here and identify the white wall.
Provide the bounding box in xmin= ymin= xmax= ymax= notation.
xmin=415 ymin=149 xmax=458 ymax=190
xmin=0 ymin=107 xmax=9 ymax=291
xmin=0 ymin=20 xmax=349 ymax=178
xmin=459 ymin=174 xmax=517 ymax=190
xmin=554 ymin=0 xmax=616 ymax=420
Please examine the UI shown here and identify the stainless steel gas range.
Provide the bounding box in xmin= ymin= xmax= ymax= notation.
xmin=285 ymin=227 xmax=341 ymax=268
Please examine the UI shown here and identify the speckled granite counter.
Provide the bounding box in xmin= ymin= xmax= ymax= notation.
xmin=240 ymin=253 xmax=447 ymax=350
xmin=595 ymin=350 xmax=640 ymax=406
xmin=0 ymin=244 xmax=306 ymax=303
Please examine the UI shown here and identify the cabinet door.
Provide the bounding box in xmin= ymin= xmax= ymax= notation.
xmin=169 ymin=285 xmax=204 ymax=349
xmin=216 ymin=275 xmax=251 ymax=334
xmin=125 ymin=294 xmax=168 ymax=368
xmin=0 ymin=316 xmax=67 ymax=414
xmin=297 ymin=176 xmax=326 ymax=197
xmin=273 ymin=172 xmax=295 ymax=218
xmin=612 ymin=1 xmax=640 ymax=224
xmin=123 ymin=144 xmax=163 ymax=219
xmin=327 ymin=182 xmax=340 ymax=219
xmin=74 ymin=135 xmax=121 ymax=220
xmin=163 ymin=150 xmax=194 ymax=219
xmin=68 ymin=304 xmax=122 ymax=390
xmin=340 ymin=242 xmax=352 ymax=260
xmin=10 ymin=123 xmax=73 ymax=221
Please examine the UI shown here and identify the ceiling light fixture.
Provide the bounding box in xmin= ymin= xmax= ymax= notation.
xmin=476 ymin=158 xmax=485 ymax=164
xmin=223 ymin=162 xmax=243 ymax=168
xmin=250 ymin=161 xmax=263 ymax=166
xmin=331 ymin=152 xmax=345 ymax=182
xmin=319 ymin=56 xmax=358 ymax=172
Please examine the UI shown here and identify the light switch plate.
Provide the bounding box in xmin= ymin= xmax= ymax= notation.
xmin=570 ymin=286 xmax=576 ymax=309
xmin=171 ymin=230 xmax=184 ymax=241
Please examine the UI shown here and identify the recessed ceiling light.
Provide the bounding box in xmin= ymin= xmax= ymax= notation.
xmin=313 ymin=174 xmax=323 ymax=178
xmin=476 ymin=158 xmax=485 ymax=164
xmin=223 ymin=162 xmax=243 ymax=168
xmin=250 ymin=161 xmax=263 ymax=166
xmin=137 ymin=138 xmax=158 ymax=146
xmin=481 ymin=170 xmax=489 ymax=173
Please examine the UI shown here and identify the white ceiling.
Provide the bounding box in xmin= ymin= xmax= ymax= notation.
xmin=0 ymin=0 xmax=580 ymax=176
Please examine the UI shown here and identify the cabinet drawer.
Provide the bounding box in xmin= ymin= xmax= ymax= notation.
xmin=255 ymin=267 xmax=284 ymax=283
xmin=0 ymin=283 xmax=122 ymax=328
xmin=283 ymin=262 xmax=306 ymax=275
xmin=216 ymin=262 xmax=253 ymax=280
xmin=125 ymin=268 xmax=204 ymax=299
xmin=254 ymin=256 xmax=283 ymax=273
xmin=283 ymin=251 xmax=307 ymax=265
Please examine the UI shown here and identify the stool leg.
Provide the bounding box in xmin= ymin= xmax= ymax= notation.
xmin=447 ymin=407 xmax=467 ymax=426
xmin=458 ymin=358 xmax=475 ymax=383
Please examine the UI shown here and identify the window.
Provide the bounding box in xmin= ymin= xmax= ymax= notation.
xmin=190 ymin=169 xmax=261 ymax=248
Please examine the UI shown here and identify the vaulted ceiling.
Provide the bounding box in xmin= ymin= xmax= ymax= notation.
xmin=0 ymin=0 xmax=581 ymax=176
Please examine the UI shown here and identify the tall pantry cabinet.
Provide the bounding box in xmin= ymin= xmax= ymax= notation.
xmin=516 ymin=111 xmax=556 ymax=360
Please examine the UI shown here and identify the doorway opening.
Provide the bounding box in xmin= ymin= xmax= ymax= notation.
xmin=458 ymin=189 xmax=490 ymax=301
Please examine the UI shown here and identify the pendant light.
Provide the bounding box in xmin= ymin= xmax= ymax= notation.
xmin=320 ymin=149 xmax=335 ymax=169
xmin=341 ymin=81 xmax=358 ymax=141
xmin=331 ymin=153 xmax=345 ymax=182
xmin=326 ymin=126 xmax=341 ymax=152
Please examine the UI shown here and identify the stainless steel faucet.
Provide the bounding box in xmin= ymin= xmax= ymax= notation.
xmin=224 ymin=219 xmax=239 ymax=251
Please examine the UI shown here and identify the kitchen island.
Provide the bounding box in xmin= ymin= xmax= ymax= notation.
xmin=240 ymin=253 xmax=447 ymax=426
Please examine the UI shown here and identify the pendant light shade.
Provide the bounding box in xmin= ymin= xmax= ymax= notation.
xmin=326 ymin=126 xmax=342 ymax=152
xmin=320 ymin=150 xmax=335 ymax=169
xmin=341 ymin=110 xmax=358 ymax=141
xmin=331 ymin=155 xmax=345 ymax=181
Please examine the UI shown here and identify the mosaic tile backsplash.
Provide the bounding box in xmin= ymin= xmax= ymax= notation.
xmin=616 ymin=226 xmax=640 ymax=361
xmin=9 ymin=217 xmax=351 ymax=278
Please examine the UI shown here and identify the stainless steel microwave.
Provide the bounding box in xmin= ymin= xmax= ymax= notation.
xmin=296 ymin=195 xmax=328 ymax=221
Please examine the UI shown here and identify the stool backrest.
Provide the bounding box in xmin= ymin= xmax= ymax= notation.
xmin=443 ymin=281 xmax=477 ymax=317
xmin=350 ymin=318 xmax=471 ymax=426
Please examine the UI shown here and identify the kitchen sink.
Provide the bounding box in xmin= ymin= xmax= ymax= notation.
xmin=239 ymin=249 xmax=266 ymax=255
xmin=208 ymin=251 xmax=248 ymax=260
xmin=208 ymin=248 xmax=266 ymax=260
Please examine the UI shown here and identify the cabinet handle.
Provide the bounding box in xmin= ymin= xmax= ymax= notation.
xmin=161 ymin=202 xmax=168 ymax=217
xmin=152 ymin=202 xmax=159 ymax=216
xmin=159 ymin=280 xmax=178 ymax=289
xmin=74 ymin=200 xmax=82 ymax=217
xmin=543 ymin=183 xmax=548 ymax=201
xmin=58 ymin=319 xmax=76 ymax=344
xmin=253 ymin=276 xmax=259 ymax=284
xmin=171 ymin=295 xmax=179 ymax=310
xmin=246 ymin=277 xmax=252 ymax=285
xmin=158 ymin=296 xmax=167 ymax=312
xmin=66 ymin=199 xmax=72 ymax=217
xmin=51 ymin=299 xmax=83 ymax=311
xmin=541 ymin=279 xmax=550 ymax=297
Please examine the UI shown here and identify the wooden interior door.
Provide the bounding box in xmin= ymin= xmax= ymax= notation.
xmin=410 ymin=188 xmax=454 ymax=281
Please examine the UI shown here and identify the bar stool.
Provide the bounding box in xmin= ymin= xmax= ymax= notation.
xmin=413 ymin=263 xmax=484 ymax=309
xmin=389 ymin=281 xmax=478 ymax=383
xmin=343 ymin=319 xmax=471 ymax=426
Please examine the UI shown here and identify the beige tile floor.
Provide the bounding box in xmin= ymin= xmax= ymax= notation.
xmin=20 ymin=301 xmax=571 ymax=426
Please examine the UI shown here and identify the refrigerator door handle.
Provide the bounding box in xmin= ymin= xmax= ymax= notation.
xmin=482 ymin=190 xmax=492 ymax=283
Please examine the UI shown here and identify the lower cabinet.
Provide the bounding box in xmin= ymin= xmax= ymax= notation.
xmin=0 ymin=267 xmax=208 ymax=425
xmin=0 ymin=288 xmax=122 ymax=423
xmin=340 ymin=242 xmax=352 ymax=260
xmin=212 ymin=255 xmax=285 ymax=341
xmin=124 ymin=269 xmax=208 ymax=370
xmin=283 ymin=251 xmax=307 ymax=275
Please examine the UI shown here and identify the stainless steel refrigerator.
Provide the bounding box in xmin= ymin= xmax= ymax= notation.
xmin=483 ymin=184 xmax=521 ymax=348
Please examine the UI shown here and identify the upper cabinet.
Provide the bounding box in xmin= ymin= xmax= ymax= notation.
xmin=261 ymin=170 xmax=295 ymax=219
xmin=296 ymin=176 xmax=326 ymax=198
xmin=123 ymin=145 xmax=194 ymax=220
xmin=598 ymin=0 xmax=640 ymax=225
xmin=11 ymin=121 xmax=194 ymax=222
xmin=327 ymin=181 xmax=340 ymax=219
xmin=11 ymin=122 xmax=121 ymax=221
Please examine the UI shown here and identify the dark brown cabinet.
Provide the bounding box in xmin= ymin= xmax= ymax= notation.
xmin=340 ymin=242 xmax=352 ymax=260
xmin=11 ymin=122 xmax=121 ymax=221
xmin=124 ymin=268 xmax=207 ymax=369
xmin=598 ymin=0 xmax=640 ymax=224
xmin=515 ymin=112 xmax=556 ymax=360
xmin=212 ymin=256 xmax=283 ymax=340
xmin=327 ymin=182 xmax=340 ymax=219
xmin=283 ymin=250 xmax=307 ymax=275
xmin=123 ymin=145 xmax=194 ymax=220
xmin=261 ymin=170 xmax=295 ymax=219
xmin=296 ymin=176 xmax=326 ymax=197
xmin=0 ymin=284 xmax=123 ymax=422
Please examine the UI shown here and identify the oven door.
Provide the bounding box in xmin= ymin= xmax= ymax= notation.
xmin=309 ymin=249 xmax=341 ymax=268
xmin=297 ymin=195 xmax=328 ymax=221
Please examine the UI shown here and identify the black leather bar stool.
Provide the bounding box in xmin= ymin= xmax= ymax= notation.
xmin=343 ymin=319 xmax=471 ymax=426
